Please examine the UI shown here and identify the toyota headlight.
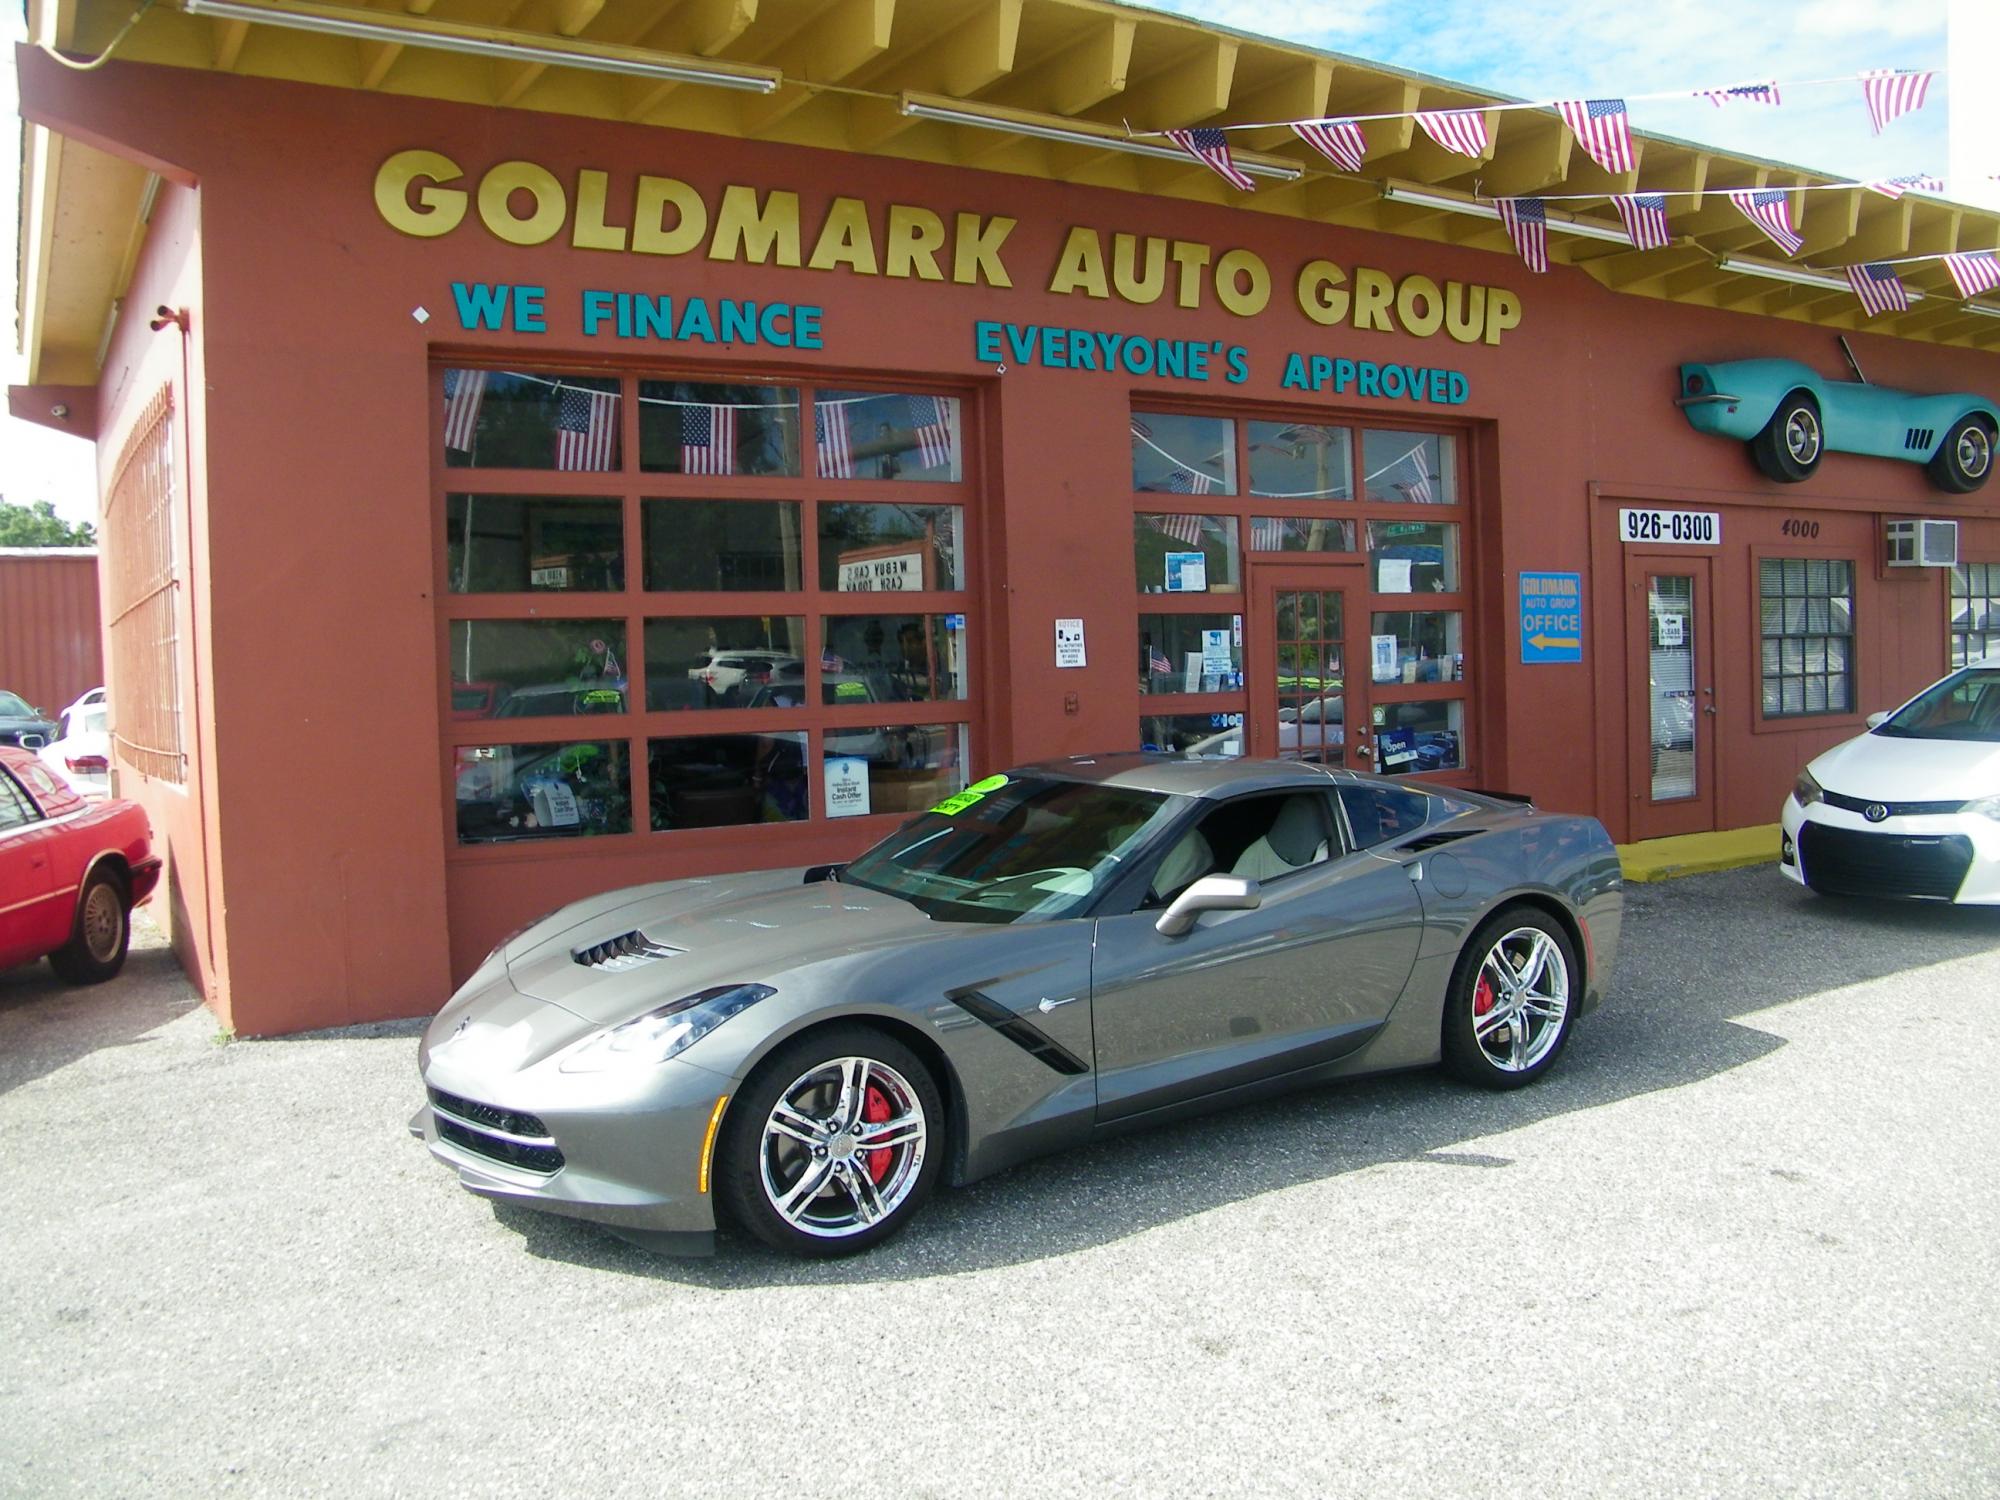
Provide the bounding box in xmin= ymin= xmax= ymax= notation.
xmin=1962 ymin=795 xmax=2000 ymax=821
xmin=558 ymin=985 xmax=776 ymax=1073
xmin=1793 ymin=770 xmax=1824 ymax=808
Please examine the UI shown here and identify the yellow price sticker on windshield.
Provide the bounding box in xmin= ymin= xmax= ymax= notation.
xmin=929 ymin=774 xmax=1008 ymax=817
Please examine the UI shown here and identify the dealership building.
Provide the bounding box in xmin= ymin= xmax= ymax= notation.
xmin=12 ymin=0 xmax=2000 ymax=1035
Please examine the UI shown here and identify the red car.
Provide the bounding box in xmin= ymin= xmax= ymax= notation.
xmin=0 ymin=746 xmax=160 ymax=983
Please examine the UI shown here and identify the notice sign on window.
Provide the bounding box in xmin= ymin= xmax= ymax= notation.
xmin=1519 ymin=571 xmax=1584 ymax=664
xmin=824 ymin=756 xmax=871 ymax=818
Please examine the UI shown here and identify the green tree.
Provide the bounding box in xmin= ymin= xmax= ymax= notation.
xmin=0 ymin=498 xmax=96 ymax=547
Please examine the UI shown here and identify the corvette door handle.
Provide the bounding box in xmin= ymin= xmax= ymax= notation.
xmin=1037 ymin=995 xmax=1079 ymax=1013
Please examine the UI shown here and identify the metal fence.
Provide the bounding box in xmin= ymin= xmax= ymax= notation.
xmin=102 ymin=388 xmax=184 ymax=784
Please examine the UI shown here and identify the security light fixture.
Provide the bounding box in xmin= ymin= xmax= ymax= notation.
xmin=1378 ymin=184 xmax=1634 ymax=245
xmin=899 ymin=94 xmax=1304 ymax=182
xmin=180 ymin=0 xmax=783 ymax=93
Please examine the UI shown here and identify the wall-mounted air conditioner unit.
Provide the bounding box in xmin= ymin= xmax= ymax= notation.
xmin=1885 ymin=518 xmax=1959 ymax=567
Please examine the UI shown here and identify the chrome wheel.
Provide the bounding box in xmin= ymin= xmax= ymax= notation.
xmin=82 ymin=881 xmax=125 ymax=964
xmin=757 ymin=1056 xmax=928 ymax=1240
xmin=1785 ymin=407 xmax=1821 ymax=466
xmin=1957 ymin=424 xmax=1991 ymax=479
xmin=1470 ymin=926 xmax=1570 ymax=1073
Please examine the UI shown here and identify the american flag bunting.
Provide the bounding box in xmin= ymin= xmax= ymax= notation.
xmin=1845 ymin=263 xmax=1910 ymax=317
xmin=1154 ymin=512 xmax=1208 ymax=545
xmin=815 ymin=404 xmax=854 ymax=478
xmin=1165 ymin=128 xmax=1256 ymax=191
xmin=1496 ymin=197 xmax=1550 ymax=274
xmin=680 ymin=404 xmax=737 ymax=476
xmin=1866 ymin=175 xmax=1944 ymax=200
xmin=1611 ymin=193 xmax=1673 ymax=250
xmin=1165 ymin=467 xmax=1217 ymax=496
xmin=554 ymin=385 xmax=618 ymax=470
xmin=1860 ymin=69 xmax=1933 ymax=135
xmin=1393 ymin=448 xmax=1435 ymax=503
xmin=1414 ymin=109 xmax=1489 ymax=158
xmin=1555 ymin=99 xmax=1635 ymax=174
xmin=1700 ymin=82 xmax=1780 ymax=107
xmin=1944 ymin=252 xmax=2000 ymax=300
xmin=1250 ymin=518 xmax=1289 ymax=551
xmin=1727 ymin=189 xmax=1803 ymax=256
xmin=441 ymin=368 xmax=486 ymax=454
xmin=902 ymin=394 xmax=953 ymax=470
xmin=1292 ymin=120 xmax=1368 ymax=173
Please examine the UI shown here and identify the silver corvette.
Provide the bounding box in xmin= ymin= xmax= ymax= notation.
xmin=414 ymin=755 xmax=1624 ymax=1257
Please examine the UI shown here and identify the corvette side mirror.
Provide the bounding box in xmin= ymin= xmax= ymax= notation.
xmin=1155 ymin=874 xmax=1262 ymax=937
xmin=1866 ymin=711 xmax=1889 ymax=729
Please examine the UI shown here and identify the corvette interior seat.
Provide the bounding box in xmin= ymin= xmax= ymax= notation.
xmin=1149 ymin=828 xmax=1215 ymax=903
xmin=1231 ymin=796 xmax=1331 ymax=881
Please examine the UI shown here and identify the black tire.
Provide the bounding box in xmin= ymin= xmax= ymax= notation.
xmin=1441 ymin=905 xmax=1579 ymax=1090
xmin=1927 ymin=415 xmax=1994 ymax=494
xmin=48 ymin=868 xmax=131 ymax=985
xmin=1749 ymin=392 xmax=1823 ymax=483
xmin=717 ymin=1024 xmax=945 ymax=1258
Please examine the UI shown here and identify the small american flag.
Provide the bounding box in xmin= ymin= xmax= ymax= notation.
xmin=555 ymin=385 xmax=618 ymax=470
xmin=821 ymin=650 xmax=844 ymax=673
xmin=441 ymin=368 xmax=486 ymax=454
xmin=1944 ymin=251 xmax=2000 ymax=300
xmin=1611 ymin=193 xmax=1673 ymax=250
xmin=680 ymin=404 xmax=736 ymax=475
xmin=1865 ymin=175 xmax=1944 ymax=200
xmin=1845 ymin=263 xmax=1910 ymax=317
xmin=1860 ymin=69 xmax=1933 ymax=135
xmin=815 ymin=404 xmax=854 ymax=478
xmin=1393 ymin=449 xmax=1434 ymax=504
xmin=1292 ymin=119 xmax=1368 ymax=173
xmin=1700 ymin=82 xmax=1780 ymax=107
xmin=1496 ymin=197 xmax=1549 ymax=274
xmin=1165 ymin=467 xmax=1217 ymax=496
xmin=1154 ymin=513 xmax=1207 ymax=546
xmin=1147 ymin=646 xmax=1173 ymax=677
xmin=1165 ymin=128 xmax=1256 ymax=191
xmin=1414 ymin=109 xmax=1489 ymax=158
xmin=1250 ymin=517 xmax=1289 ymax=551
xmin=903 ymin=394 xmax=952 ymax=470
xmin=1727 ymin=189 xmax=1803 ymax=257
xmin=1555 ymin=99 xmax=1635 ymax=174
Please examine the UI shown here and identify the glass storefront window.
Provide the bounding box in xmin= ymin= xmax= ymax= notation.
xmin=442 ymin=371 xmax=621 ymax=471
xmin=1135 ymin=514 xmax=1240 ymax=594
xmin=448 ymin=621 xmax=627 ymax=719
xmin=816 ymin=390 xmax=962 ymax=481
xmin=1373 ymin=700 xmax=1464 ymax=776
xmin=819 ymin=504 xmax=965 ymax=591
xmin=822 ymin=724 xmax=967 ymax=818
xmin=823 ymin=614 xmax=968 ymax=702
xmin=1367 ymin=521 xmax=1459 ymax=593
xmin=638 ymin=381 xmax=800 ymax=475
xmin=650 ymin=734 xmax=807 ymax=829
xmin=1760 ymin=558 xmax=1854 ymax=716
xmin=643 ymin=499 xmax=803 ymax=591
xmin=1247 ymin=421 xmax=1351 ymax=499
xmin=643 ymin=618 xmax=807 ymax=710
xmin=1132 ymin=412 xmax=1236 ymax=495
xmin=1140 ymin=712 xmax=1244 ymax=757
xmin=445 ymin=495 xmax=623 ymax=593
xmin=1139 ymin=614 xmax=1243 ymax=693
xmin=1949 ymin=562 xmax=1998 ymax=668
xmin=1369 ymin=611 xmax=1463 ymax=684
xmin=1249 ymin=517 xmax=1356 ymax=553
xmin=1361 ymin=429 xmax=1456 ymax=504
xmin=455 ymin=740 xmax=630 ymax=844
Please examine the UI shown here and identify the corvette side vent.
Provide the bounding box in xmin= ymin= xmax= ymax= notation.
xmin=572 ymin=931 xmax=683 ymax=971
xmin=1402 ymin=828 xmax=1481 ymax=853
xmin=1904 ymin=426 xmax=1936 ymax=451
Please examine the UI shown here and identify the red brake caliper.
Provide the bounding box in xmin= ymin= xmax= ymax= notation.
xmin=1473 ymin=973 xmax=1496 ymax=1018
xmin=862 ymin=1085 xmax=893 ymax=1183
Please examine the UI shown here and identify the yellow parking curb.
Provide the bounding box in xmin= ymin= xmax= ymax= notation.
xmin=1616 ymin=824 xmax=1780 ymax=883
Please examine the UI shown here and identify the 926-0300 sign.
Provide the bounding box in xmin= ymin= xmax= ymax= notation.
xmin=1618 ymin=508 xmax=1719 ymax=545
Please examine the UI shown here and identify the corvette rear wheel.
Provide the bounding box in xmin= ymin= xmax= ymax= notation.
xmin=719 ymin=1026 xmax=942 ymax=1257
xmin=1749 ymin=393 xmax=1822 ymax=484
xmin=1927 ymin=415 xmax=1994 ymax=494
xmin=1441 ymin=908 xmax=1576 ymax=1090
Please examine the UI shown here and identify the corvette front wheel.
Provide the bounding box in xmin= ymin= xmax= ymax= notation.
xmin=1928 ymin=415 xmax=1994 ymax=494
xmin=1749 ymin=393 xmax=1822 ymax=484
xmin=719 ymin=1025 xmax=943 ymax=1257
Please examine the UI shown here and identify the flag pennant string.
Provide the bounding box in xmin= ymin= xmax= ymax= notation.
xmin=1943 ymin=252 xmax=2000 ymax=300
xmin=1700 ymin=82 xmax=1781 ymax=107
xmin=1845 ymin=263 xmax=1910 ymax=317
xmin=1867 ymin=174 xmax=1946 ymax=199
xmin=1165 ymin=127 xmax=1256 ymax=190
xmin=1727 ymin=189 xmax=1804 ymax=256
xmin=1414 ymin=109 xmax=1491 ymax=158
xmin=1496 ymin=198 xmax=1550 ymax=273
xmin=1555 ymin=98 xmax=1636 ymax=173
xmin=1610 ymin=193 xmax=1673 ymax=251
xmin=1291 ymin=119 xmax=1368 ymax=173
xmin=1860 ymin=69 xmax=1933 ymax=135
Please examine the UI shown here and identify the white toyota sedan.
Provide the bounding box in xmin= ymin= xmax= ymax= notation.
xmin=1782 ymin=658 xmax=2000 ymax=903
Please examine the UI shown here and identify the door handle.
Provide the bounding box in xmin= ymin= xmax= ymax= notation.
xmin=1703 ymin=705 xmax=1717 ymax=715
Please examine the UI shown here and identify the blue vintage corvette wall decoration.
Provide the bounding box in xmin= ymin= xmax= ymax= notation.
xmin=1676 ymin=357 xmax=1999 ymax=492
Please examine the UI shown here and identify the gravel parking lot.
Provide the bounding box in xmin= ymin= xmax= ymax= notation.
xmin=3 ymin=866 xmax=1998 ymax=1498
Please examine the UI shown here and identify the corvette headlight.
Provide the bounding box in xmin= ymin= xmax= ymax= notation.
xmin=1962 ymin=795 xmax=2000 ymax=821
xmin=557 ymin=984 xmax=776 ymax=1073
xmin=1793 ymin=770 xmax=1823 ymax=808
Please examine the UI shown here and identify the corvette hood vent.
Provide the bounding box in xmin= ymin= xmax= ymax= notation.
xmin=572 ymin=931 xmax=683 ymax=972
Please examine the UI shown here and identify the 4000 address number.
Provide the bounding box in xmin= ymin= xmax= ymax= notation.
xmin=1619 ymin=508 xmax=1720 ymax=545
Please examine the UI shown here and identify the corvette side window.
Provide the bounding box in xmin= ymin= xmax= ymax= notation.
xmin=1340 ymin=785 xmax=1437 ymax=848
xmin=0 ymin=771 xmax=42 ymax=830
xmin=1145 ymin=793 xmax=1334 ymax=905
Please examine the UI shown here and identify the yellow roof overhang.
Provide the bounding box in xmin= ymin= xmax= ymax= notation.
xmin=21 ymin=0 xmax=2000 ymax=381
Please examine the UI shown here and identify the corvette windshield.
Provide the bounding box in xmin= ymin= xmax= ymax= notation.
xmin=1875 ymin=668 xmax=2000 ymax=742
xmin=842 ymin=776 xmax=1181 ymax=923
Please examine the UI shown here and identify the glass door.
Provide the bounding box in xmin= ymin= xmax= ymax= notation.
xmin=1628 ymin=555 xmax=1715 ymax=839
xmin=1252 ymin=565 xmax=1369 ymax=766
